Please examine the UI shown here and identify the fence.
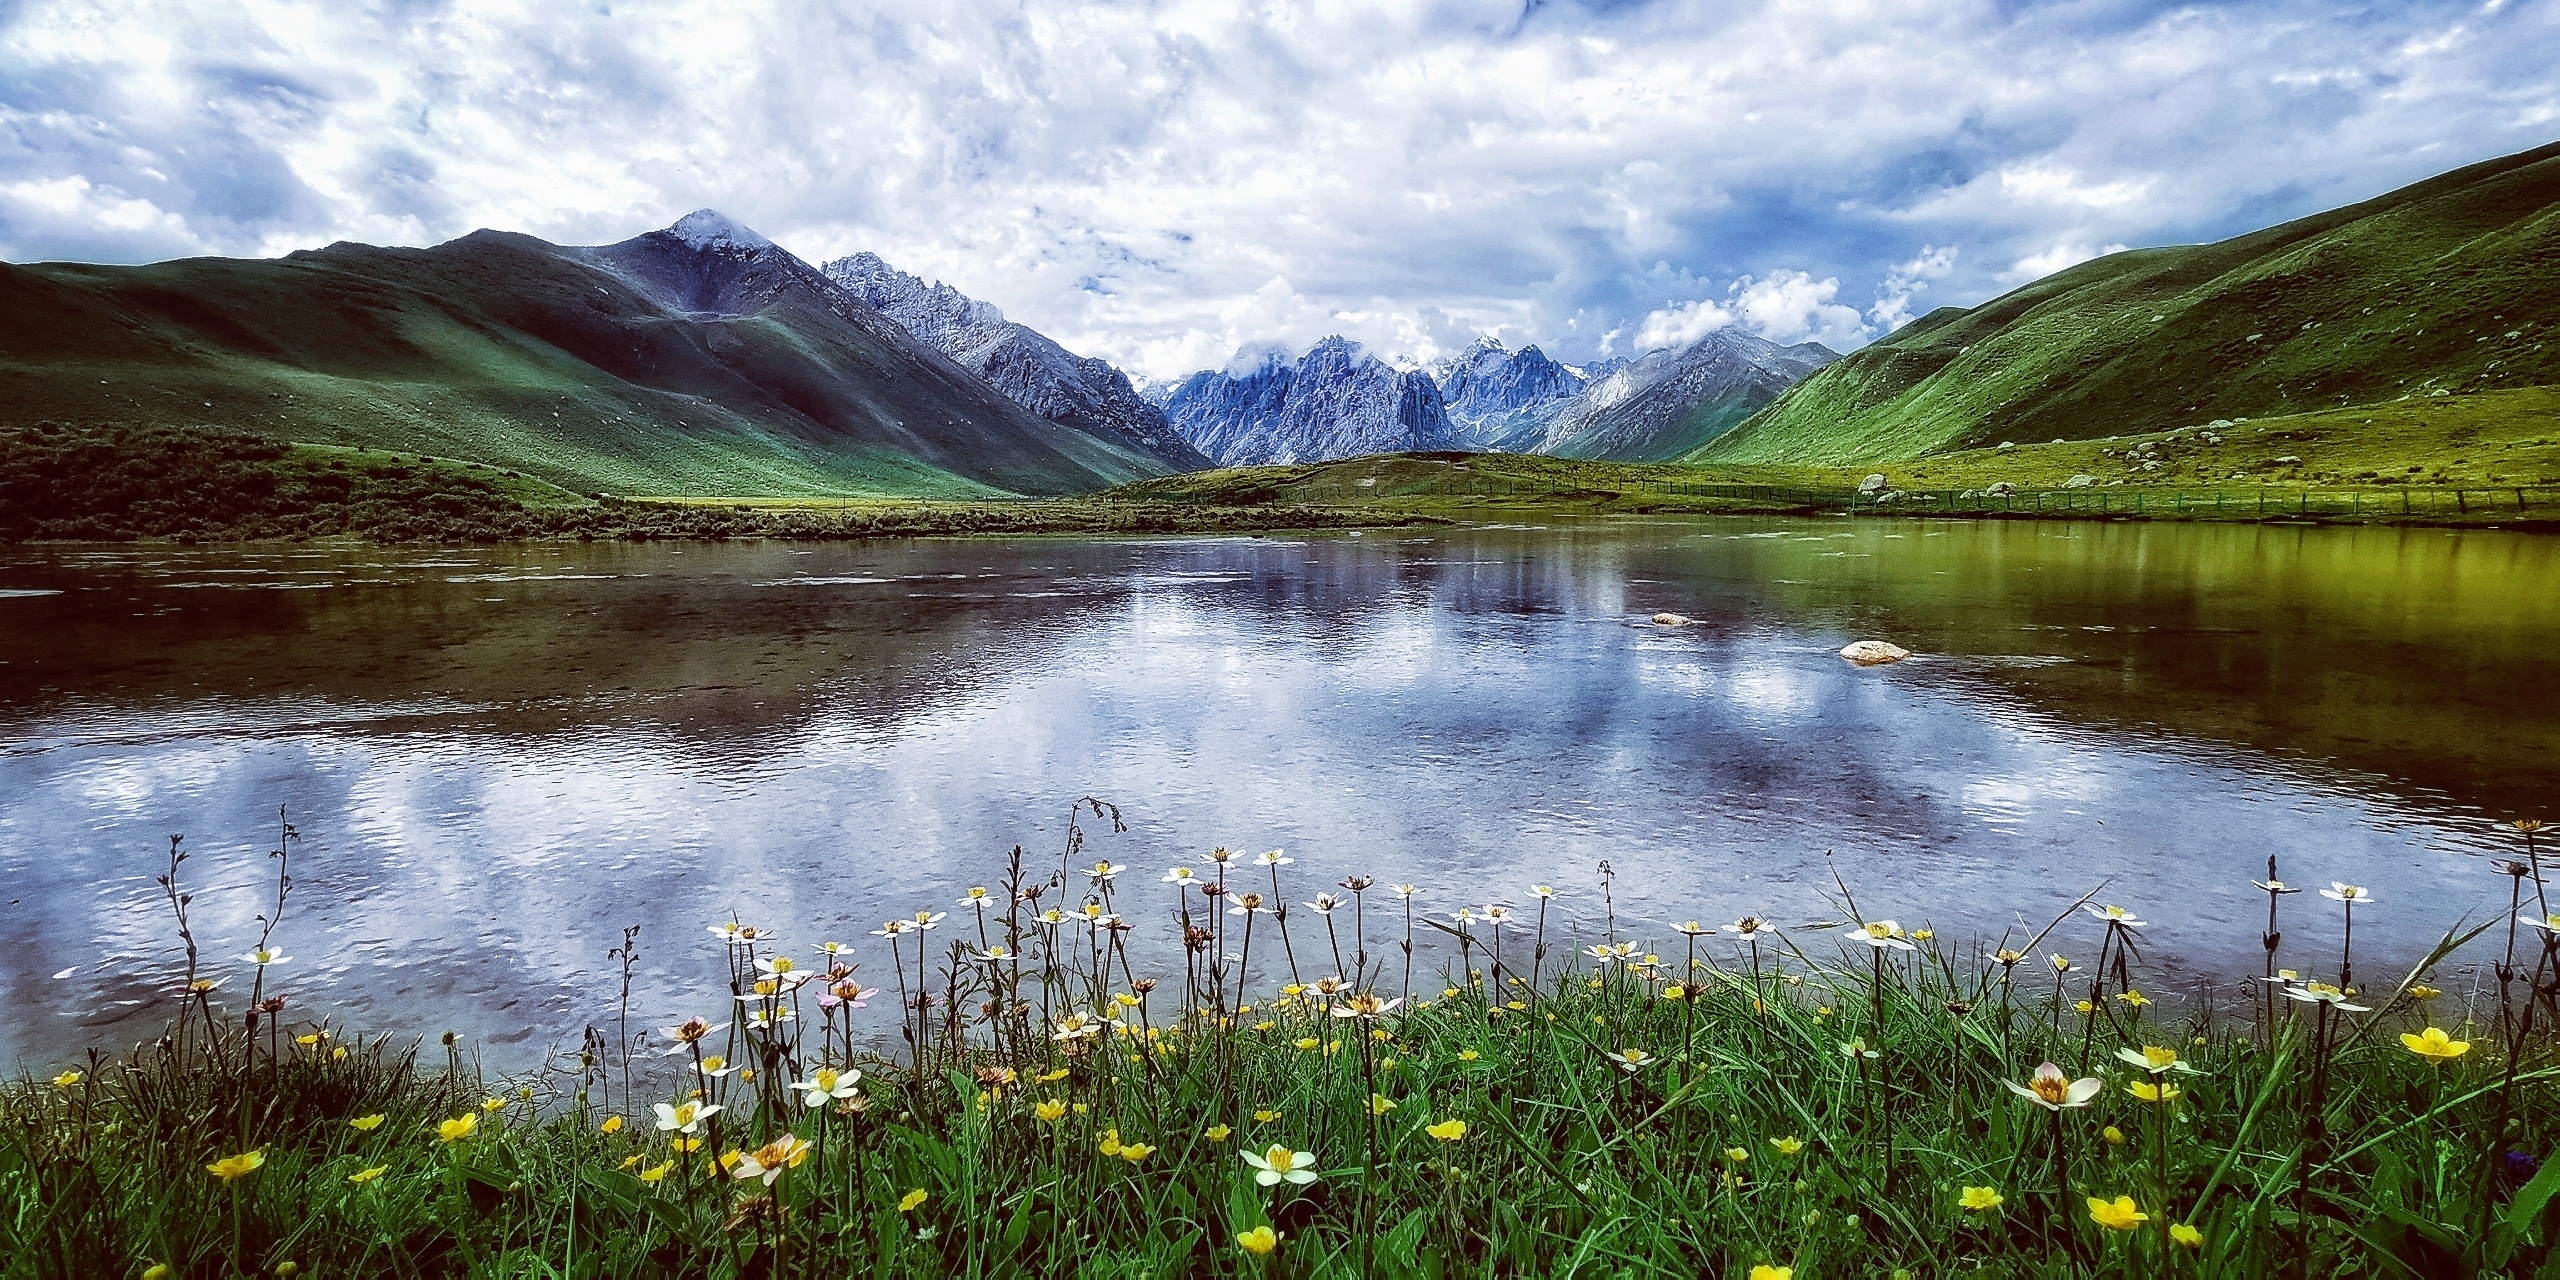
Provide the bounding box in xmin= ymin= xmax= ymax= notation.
xmin=1855 ymin=484 xmax=2560 ymax=521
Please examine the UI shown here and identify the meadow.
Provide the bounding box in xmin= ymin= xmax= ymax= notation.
xmin=4 ymin=806 xmax=2556 ymax=1278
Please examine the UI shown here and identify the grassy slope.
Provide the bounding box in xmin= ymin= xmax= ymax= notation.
xmin=1699 ymin=141 xmax=2560 ymax=464
xmin=0 ymin=235 xmax=1165 ymax=500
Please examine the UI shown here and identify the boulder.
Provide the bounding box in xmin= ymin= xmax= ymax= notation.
xmin=1858 ymin=473 xmax=1889 ymax=495
xmin=2064 ymin=474 xmax=2097 ymax=489
xmin=1983 ymin=481 xmax=2018 ymax=497
xmin=1652 ymin=612 xmax=1691 ymax=627
xmin=1840 ymin=640 xmax=1911 ymax=666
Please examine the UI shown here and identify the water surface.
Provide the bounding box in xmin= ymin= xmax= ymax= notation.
xmin=2 ymin=518 xmax=2551 ymax=1068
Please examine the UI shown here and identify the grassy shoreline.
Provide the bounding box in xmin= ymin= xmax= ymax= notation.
xmin=7 ymin=816 xmax=2557 ymax=1277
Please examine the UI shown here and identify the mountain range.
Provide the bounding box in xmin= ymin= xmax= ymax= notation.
xmin=1158 ymin=337 xmax=1458 ymax=466
xmin=1701 ymin=140 xmax=2560 ymax=464
xmin=0 ymin=210 xmax=1181 ymax=497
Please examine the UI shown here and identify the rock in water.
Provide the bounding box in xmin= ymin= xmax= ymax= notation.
xmin=1839 ymin=640 xmax=1911 ymax=666
xmin=1652 ymin=612 xmax=1691 ymax=626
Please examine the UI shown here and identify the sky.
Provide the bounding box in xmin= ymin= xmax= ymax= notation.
xmin=3 ymin=0 xmax=2556 ymax=381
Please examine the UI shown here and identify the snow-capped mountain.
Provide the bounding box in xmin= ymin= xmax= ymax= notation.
xmin=1434 ymin=338 xmax=1588 ymax=450
xmin=1162 ymin=336 xmax=1457 ymax=466
xmin=1531 ymin=327 xmax=1839 ymax=461
xmin=821 ymin=253 xmax=1208 ymax=471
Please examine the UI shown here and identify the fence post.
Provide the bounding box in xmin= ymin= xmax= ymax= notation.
xmin=2457 ymin=490 xmax=2467 ymax=513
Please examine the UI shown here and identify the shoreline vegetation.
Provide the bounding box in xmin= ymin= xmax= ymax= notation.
xmin=7 ymin=406 xmax=2557 ymax=548
xmin=5 ymin=807 xmax=2557 ymax=1277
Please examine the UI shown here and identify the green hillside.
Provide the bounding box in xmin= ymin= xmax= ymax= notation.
xmin=1698 ymin=141 xmax=2560 ymax=464
xmin=0 ymin=230 xmax=1171 ymax=499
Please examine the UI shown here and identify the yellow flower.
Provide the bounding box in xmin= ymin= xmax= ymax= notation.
xmin=2087 ymin=1195 xmax=2147 ymax=1231
xmin=1237 ymin=1225 xmax=1280 ymax=1256
xmin=1749 ymin=1267 xmax=1793 ymax=1280
xmin=898 ymin=1188 xmax=929 ymax=1213
xmin=2074 ymin=999 xmax=2095 ymax=1015
xmin=1205 ymin=1123 xmax=1232 ymax=1141
xmin=296 ymin=1033 xmax=321 ymax=1046
xmin=1369 ymin=1094 xmax=1397 ymax=1117
xmin=1253 ymin=1109 xmax=1280 ymax=1123
xmin=2103 ymin=1125 xmax=2126 ymax=1146
xmin=1038 ymin=1068 xmax=1070 ymax=1083
xmin=1118 ymin=1142 xmax=1155 ymax=1164
xmin=51 ymin=1070 xmax=81 ymax=1089
xmin=2115 ymin=989 xmax=2150 ymax=1008
xmin=347 ymin=1165 xmax=388 ymax=1185
xmin=1098 ymin=1128 xmax=1124 ymax=1157
xmin=1034 ymin=1099 xmax=1068 ymax=1123
xmin=144 ymin=1267 xmax=171 ymax=1280
xmin=480 ymin=1096 xmax=507 ymax=1113
xmin=619 ymin=1154 xmax=641 ymax=1169
xmin=1724 ymin=1147 xmax=1750 ymax=1164
xmin=436 ymin=1114 xmax=478 ymax=1143
xmin=2171 ymin=1222 xmax=2203 ymax=1248
xmin=2408 ymin=985 xmax=2441 ymax=1000
xmin=599 ymin=1115 xmax=624 ymax=1134
xmin=1072 ymin=1102 xmax=1089 ymax=1115
xmin=345 ymin=1112 xmax=386 ymax=1132
xmin=2127 ymin=1081 xmax=2181 ymax=1104
xmin=638 ymin=1160 xmax=673 ymax=1183
xmin=2402 ymin=1027 xmax=2472 ymax=1063
xmin=1457 ymin=1049 xmax=1480 ymax=1062
xmin=1959 ymin=1186 xmax=2004 ymax=1212
xmin=1770 ymin=1136 xmax=1804 ymax=1156
xmin=1295 ymin=1037 xmax=1320 ymax=1051
xmin=1426 ymin=1118 xmax=1467 ymax=1142
xmin=670 ymin=1136 xmax=702 ymax=1153
xmin=331 ymin=1046 xmax=348 ymax=1061
xmin=206 ymin=1150 xmax=266 ymax=1182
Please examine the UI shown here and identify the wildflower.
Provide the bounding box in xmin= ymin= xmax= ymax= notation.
xmin=1911 ymin=928 xmax=1934 ymax=941
xmin=239 ymin=947 xmax=290 ymax=967
xmin=1243 ymin=1143 xmax=1320 ymax=1186
xmin=652 ymin=1101 xmax=720 ymax=1135
xmin=637 ymin=1160 xmax=674 ymax=1183
xmin=898 ymin=1189 xmax=928 ymax=1212
xmin=2051 ymin=953 xmax=2075 ymax=972
xmin=2409 ymin=984 xmax=2442 ymax=1000
xmin=1237 ymin=1225 xmax=1280 ymax=1255
xmin=2127 ymin=1081 xmax=2181 ymax=1104
xmin=2521 ymin=911 xmax=2560 ymax=935
xmin=2252 ymin=878 xmax=2302 ymax=895
xmin=1331 ymin=992 xmax=1402 ymax=1020
xmin=670 ymin=1136 xmax=702 ymax=1153
xmin=1205 ymin=1123 xmax=1232 ymax=1140
xmin=1771 ymin=1136 xmax=1804 ymax=1155
xmin=1391 ymin=883 xmax=1419 ymax=899
xmin=795 ymin=1066 xmax=862 ymax=1107
xmin=1427 ymin=1119 xmax=1467 ymax=1142
xmin=1729 ymin=916 xmax=1775 ymax=939
xmin=1226 ymin=892 xmax=1269 ymax=916
xmin=2116 ymin=1045 xmax=2198 ymax=1075
xmin=1840 ymin=1039 xmax=1880 ymax=1061
xmin=1255 ymin=850 xmax=1292 ymax=867
xmin=732 ymin=1134 xmax=812 ymax=1185
xmin=1118 ymin=1142 xmax=1155 ymax=1164
xmin=1960 ymin=1186 xmax=2004 ymax=1211
xmin=1583 ymin=943 xmax=1617 ymax=965
xmin=2320 ymin=882 xmax=2375 ymax=906
xmin=1098 ymin=1128 xmax=1124 ymax=1157
xmin=1608 ymin=1047 xmax=1655 ymax=1072
xmin=1724 ymin=1146 xmax=1750 ymax=1164
xmin=1294 ymin=1037 xmax=1321 ymax=1051
xmin=1163 ymin=867 xmax=1199 ymax=886
xmin=696 ymin=1055 xmax=739 ymax=1078
xmin=51 ymin=1071 xmax=80 ymax=1089
xmin=1749 ymin=1268 xmax=1792 ymax=1280
xmin=1038 ymin=1067 xmax=1070 ymax=1083
xmin=1457 ymin=1048 xmax=1480 ymax=1062
xmin=2170 ymin=1223 xmax=2204 ymax=1248
xmin=481 ymin=1096 xmax=507 ymax=1113
xmin=2074 ymin=1000 xmax=2095 ymax=1015
xmin=1053 ymin=1012 xmax=1108 ymax=1042
xmin=350 ymin=1113 xmax=386 ymax=1131
xmin=2115 ymin=989 xmax=2151 ymax=1008
xmin=2004 ymin=1062 xmax=2102 ymax=1110
xmin=1035 ymin=1099 xmax=1067 ymax=1123
xmin=204 ymin=1148 xmax=266 ymax=1183
xmin=144 ymin=1268 xmax=170 ymax=1280
xmin=1306 ymin=892 xmax=1343 ymax=915
xmin=1369 ymin=1094 xmax=1397 ymax=1116
xmin=910 ymin=909 xmax=948 ymax=929
xmin=436 ymin=1114 xmax=478 ymax=1143
xmin=2087 ymin=1195 xmax=2147 ymax=1231
xmin=2103 ymin=1125 xmax=2126 ymax=1146
xmin=659 ymin=1017 xmax=721 ymax=1050
xmin=2402 ymin=1027 xmax=2472 ymax=1062
xmin=1843 ymin=920 xmax=1916 ymax=951
xmin=2282 ymin=982 xmax=2370 ymax=1011
xmin=2083 ymin=904 xmax=2145 ymax=929
xmin=599 ymin=1115 xmax=624 ymax=1134
xmin=1675 ymin=920 xmax=1716 ymax=936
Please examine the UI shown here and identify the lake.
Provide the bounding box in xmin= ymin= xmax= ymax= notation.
xmin=1 ymin=517 xmax=2552 ymax=1069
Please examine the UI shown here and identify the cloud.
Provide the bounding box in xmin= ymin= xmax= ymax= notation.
xmin=1633 ymin=297 xmax=1734 ymax=352
xmin=1868 ymin=245 xmax=1958 ymax=332
xmin=2002 ymin=242 xmax=2131 ymax=285
xmin=1 ymin=0 xmax=2555 ymax=378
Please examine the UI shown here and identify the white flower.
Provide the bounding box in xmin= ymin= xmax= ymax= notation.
xmin=2281 ymin=981 xmax=2369 ymax=1012
xmin=1583 ymin=943 xmax=1617 ymax=965
xmin=1529 ymin=885 xmax=1557 ymax=899
xmin=1390 ymin=883 xmax=1420 ymax=899
xmin=1241 ymin=1143 xmax=1320 ymax=1186
xmin=753 ymin=956 xmax=799 ymax=978
xmin=1052 ymin=1012 xmax=1108 ymax=1041
xmin=2083 ymin=904 xmax=2145 ymax=929
xmin=957 ymin=886 xmax=993 ymax=905
xmin=1728 ymin=917 xmax=1775 ymax=939
xmin=870 ymin=920 xmax=910 ymax=938
xmin=1163 ymin=867 xmax=1200 ymax=886
xmin=793 ymin=1067 xmax=862 ymax=1108
xmin=2522 ymin=911 xmax=2560 ymax=935
xmin=2003 ymin=1062 xmax=2101 ymax=1110
xmin=1328 ymin=994 xmax=1402 ymax=1020
xmin=1481 ymin=905 xmax=1513 ymax=924
xmin=731 ymin=1134 xmax=810 ymax=1185
xmin=239 ymin=947 xmax=290 ymax=967
xmin=1842 ymin=920 xmax=1916 ymax=951
xmin=972 ymin=945 xmax=1016 ymax=963
xmin=1306 ymin=893 xmax=1344 ymax=916
xmin=1674 ymin=921 xmax=1717 ymax=936
xmin=1087 ymin=862 xmax=1127 ymax=882
xmin=652 ymin=1100 xmax=722 ymax=1134
xmin=1255 ymin=850 xmax=1293 ymax=867
xmin=1607 ymin=1047 xmax=1655 ymax=1073
xmin=2319 ymin=883 xmax=2375 ymax=906
xmin=813 ymin=941 xmax=853 ymax=960
xmin=2252 ymin=879 xmax=2302 ymax=895
xmin=910 ymin=910 xmax=949 ymax=929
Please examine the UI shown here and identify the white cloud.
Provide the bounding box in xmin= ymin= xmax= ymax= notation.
xmin=1633 ymin=297 xmax=1734 ymax=352
xmin=1867 ymin=244 xmax=1958 ymax=332
xmin=2002 ymin=242 xmax=2131 ymax=285
xmin=1 ymin=0 xmax=2553 ymax=379
xmin=1637 ymin=268 xmax=1873 ymax=353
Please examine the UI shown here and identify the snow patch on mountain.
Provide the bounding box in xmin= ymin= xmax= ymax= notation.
xmin=666 ymin=209 xmax=775 ymax=252
xmin=1434 ymin=338 xmax=1589 ymax=450
xmin=1162 ymin=336 xmax=1456 ymax=466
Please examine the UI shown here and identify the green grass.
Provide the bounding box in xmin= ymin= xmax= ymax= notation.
xmin=1703 ymin=141 xmax=2560 ymax=465
xmin=7 ymin=819 xmax=2558 ymax=1277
